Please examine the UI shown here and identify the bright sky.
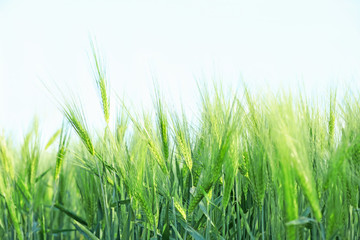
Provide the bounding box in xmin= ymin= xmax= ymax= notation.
xmin=1 ymin=0 xmax=360 ymax=141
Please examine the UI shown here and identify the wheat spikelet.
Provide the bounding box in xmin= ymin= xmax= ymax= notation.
xmin=62 ymin=101 xmax=95 ymax=156
xmin=91 ymin=40 xmax=110 ymax=124
xmin=0 ymin=136 xmax=14 ymax=180
xmin=54 ymin=123 xmax=71 ymax=181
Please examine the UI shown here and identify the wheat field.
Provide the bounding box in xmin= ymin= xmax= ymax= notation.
xmin=0 ymin=52 xmax=359 ymax=239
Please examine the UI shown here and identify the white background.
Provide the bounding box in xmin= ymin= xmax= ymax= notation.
xmin=1 ymin=0 xmax=360 ymax=142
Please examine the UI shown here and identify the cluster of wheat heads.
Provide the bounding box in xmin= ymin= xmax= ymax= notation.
xmin=1 ymin=52 xmax=360 ymax=240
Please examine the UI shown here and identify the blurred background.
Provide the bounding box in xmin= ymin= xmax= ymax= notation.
xmin=1 ymin=0 xmax=360 ymax=142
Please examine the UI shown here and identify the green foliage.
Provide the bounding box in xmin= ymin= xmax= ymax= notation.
xmin=1 ymin=53 xmax=360 ymax=240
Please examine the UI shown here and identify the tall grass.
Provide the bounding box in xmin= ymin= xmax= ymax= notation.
xmin=0 ymin=51 xmax=360 ymax=239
